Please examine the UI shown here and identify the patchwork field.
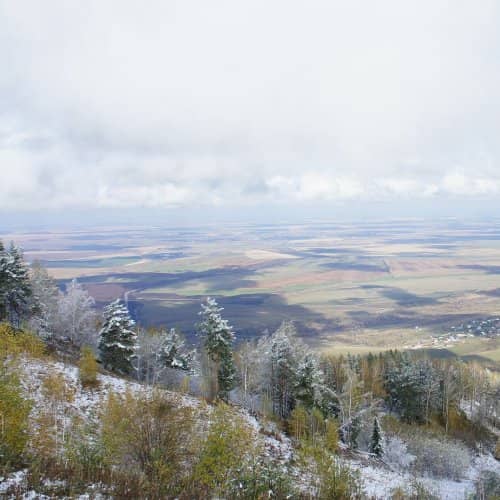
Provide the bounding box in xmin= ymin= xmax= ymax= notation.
xmin=3 ymin=219 xmax=500 ymax=366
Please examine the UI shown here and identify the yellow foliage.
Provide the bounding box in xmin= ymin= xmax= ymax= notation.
xmin=78 ymin=346 xmax=99 ymax=388
xmin=100 ymin=389 xmax=196 ymax=497
xmin=41 ymin=370 xmax=75 ymax=405
xmin=0 ymin=363 xmax=32 ymax=465
xmin=194 ymin=402 xmax=257 ymax=491
xmin=289 ymin=405 xmax=308 ymax=441
xmin=324 ymin=418 xmax=340 ymax=454
xmin=0 ymin=323 xmax=45 ymax=360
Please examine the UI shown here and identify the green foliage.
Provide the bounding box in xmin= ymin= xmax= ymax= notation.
xmin=0 ymin=323 xmax=45 ymax=360
xmin=228 ymin=456 xmax=296 ymax=499
xmin=390 ymin=480 xmax=439 ymax=500
xmin=289 ymin=404 xmax=340 ymax=455
xmin=370 ymin=417 xmax=383 ymax=457
xmin=193 ymin=402 xmax=257 ymax=494
xmin=0 ymin=242 xmax=32 ymax=327
xmin=301 ymin=442 xmax=362 ymax=499
xmin=198 ymin=297 xmax=236 ymax=401
xmin=98 ymin=299 xmax=137 ymax=375
xmin=0 ymin=362 xmax=32 ymax=465
xmin=100 ymin=389 xmax=195 ymax=497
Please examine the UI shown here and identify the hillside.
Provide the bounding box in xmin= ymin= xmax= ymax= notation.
xmin=1 ymin=353 xmax=499 ymax=499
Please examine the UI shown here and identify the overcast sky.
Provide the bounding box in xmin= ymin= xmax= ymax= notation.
xmin=1 ymin=0 xmax=500 ymax=220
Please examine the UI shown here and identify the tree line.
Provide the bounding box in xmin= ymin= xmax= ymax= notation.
xmin=1 ymin=240 xmax=499 ymax=455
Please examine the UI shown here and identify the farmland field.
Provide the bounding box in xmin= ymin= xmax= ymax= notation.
xmin=3 ymin=219 xmax=500 ymax=366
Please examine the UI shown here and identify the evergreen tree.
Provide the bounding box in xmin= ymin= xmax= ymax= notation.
xmin=198 ymin=297 xmax=236 ymax=401
xmin=347 ymin=415 xmax=360 ymax=450
xmin=369 ymin=417 xmax=383 ymax=457
xmin=3 ymin=242 xmax=32 ymax=327
xmin=294 ymin=353 xmax=323 ymax=410
xmin=159 ymin=327 xmax=192 ymax=371
xmin=98 ymin=299 xmax=137 ymax=375
xmin=269 ymin=321 xmax=300 ymax=418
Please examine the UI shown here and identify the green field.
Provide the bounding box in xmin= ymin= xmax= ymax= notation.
xmin=4 ymin=219 xmax=500 ymax=365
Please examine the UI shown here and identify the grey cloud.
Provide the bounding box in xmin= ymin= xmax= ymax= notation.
xmin=1 ymin=0 xmax=500 ymax=211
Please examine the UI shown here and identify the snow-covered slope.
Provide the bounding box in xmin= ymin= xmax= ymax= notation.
xmin=1 ymin=356 xmax=498 ymax=500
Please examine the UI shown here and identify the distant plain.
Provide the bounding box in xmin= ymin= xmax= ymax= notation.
xmin=4 ymin=219 xmax=500 ymax=366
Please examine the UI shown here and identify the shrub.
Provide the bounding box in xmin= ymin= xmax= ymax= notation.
xmin=0 ymin=323 xmax=45 ymax=360
xmin=390 ymin=480 xmax=439 ymax=500
xmin=0 ymin=363 xmax=32 ymax=466
xmin=193 ymin=402 xmax=257 ymax=494
xmin=306 ymin=445 xmax=363 ymax=499
xmin=473 ymin=470 xmax=500 ymax=500
xmin=383 ymin=436 xmax=415 ymax=471
xmin=407 ymin=434 xmax=471 ymax=480
xmin=100 ymin=389 xmax=196 ymax=497
xmin=228 ymin=456 xmax=296 ymax=499
xmin=30 ymin=369 xmax=75 ymax=460
xmin=78 ymin=346 xmax=99 ymax=388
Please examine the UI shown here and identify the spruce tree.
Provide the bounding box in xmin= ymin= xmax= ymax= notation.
xmin=3 ymin=243 xmax=32 ymax=327
xmin=198 ymin=297 xmax=235 ymax=401
xmin=269 ymin=321 xmax=301 ymax=418
xmin=159 ymin=327 xmax=192 ymax=371
xmin=294 ymin=353 xmax=323 ymax=410
xmin=98 ymin=299 xmax=137 ymax=375
xmin=370 ymin=417 xmax=383 ymax=457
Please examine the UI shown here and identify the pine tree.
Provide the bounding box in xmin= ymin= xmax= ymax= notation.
xmin=98 ymin=299 xmax=137 ymax=375
xmin=269 ymin=321 xmax=301 ymax=418
xmin=294 ymin=353 xmax=323 ymax=410
xmin=159 ymin=327 xmax=192 ymax=371
xmin=348 ymin=415 xmax=360 ymax=450
xmin=198 ymin=297 xmax=236 ymax=401
xmin=3 ymin=242 xmax=32 ymax=327
xmin=369 ymin=417 xmax=383 ymax=457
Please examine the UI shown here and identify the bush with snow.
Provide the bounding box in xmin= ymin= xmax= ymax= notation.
xmin=383 ymin=436 xmax=415 ymax=471
xmin=408 ymin=434 xmax=471 ymax=480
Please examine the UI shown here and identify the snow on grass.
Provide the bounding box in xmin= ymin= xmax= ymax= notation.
xmin=349 ymin=452 xmax=500 ymax=499
xmin=19 ymin=356 xmax=202 ymax=430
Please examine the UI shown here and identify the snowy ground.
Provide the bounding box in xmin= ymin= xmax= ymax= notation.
xmin=2 ymin=356 xmax=498 ymax=499
xmin=350 ymin=452 xmax=500 ymax=499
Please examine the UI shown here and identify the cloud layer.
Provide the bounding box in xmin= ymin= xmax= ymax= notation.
xmin=1 ymin=0 xmax=500 ymax=211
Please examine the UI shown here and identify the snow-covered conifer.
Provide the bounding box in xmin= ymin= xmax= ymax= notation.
xmin=369 ymin=417 xmax=383 ymax=457
xmin=3 ymin=242 xmax=32 ymax=327
xmin=159 ymin=327 xmax=192 ymax=371
xmin=198 ymin=297 xmax=235 ymax=401
xmin=98 ymin=298 xmax=137 ymax=375
xmin=294 ymin=352 xmax=324 ymax=409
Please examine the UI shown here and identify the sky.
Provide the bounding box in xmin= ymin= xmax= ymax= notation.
xmin=1 ymin=1 xmax=500 ymax=224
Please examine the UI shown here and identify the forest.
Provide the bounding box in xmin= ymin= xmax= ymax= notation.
xmin=0 ymin=239 xmax=499 ymax=499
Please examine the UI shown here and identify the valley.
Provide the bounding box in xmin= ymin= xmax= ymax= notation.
xmin=4 ymin=218 xmax=500 ymax=366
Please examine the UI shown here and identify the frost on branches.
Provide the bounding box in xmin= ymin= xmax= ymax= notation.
xmin=98 ymin=299 xmax=137 ymax=375
xmin=56 ymin=279 xmax=97 ymax=346
xmin=198 ymin=297 xmax=236 ymax=401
